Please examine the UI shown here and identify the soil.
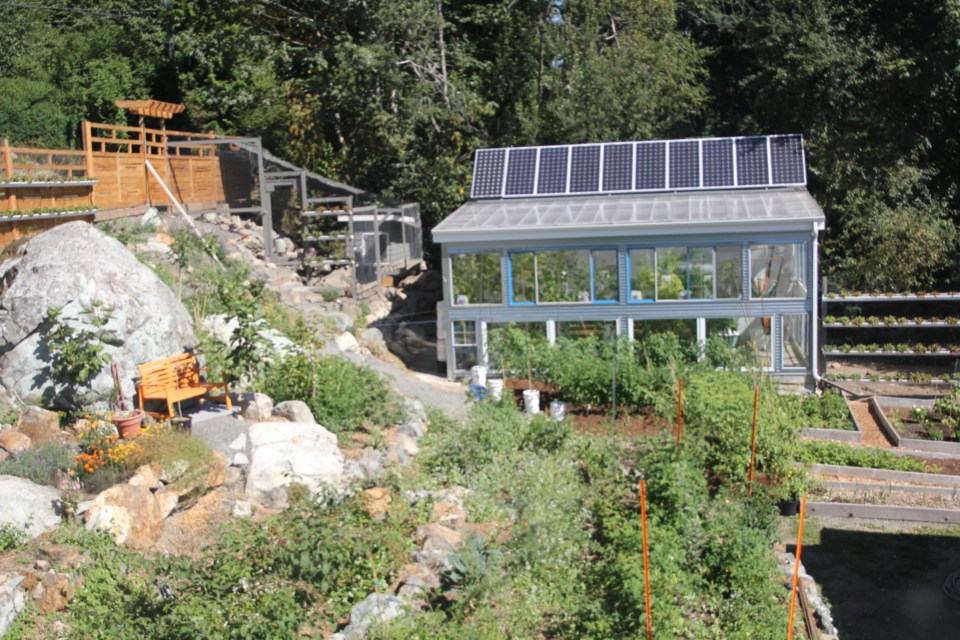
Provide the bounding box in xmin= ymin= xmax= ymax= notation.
xmin=827 ymin=378 xmax=953 ymax=399
xmin=886 ymin=407 xmax=959 ymax=443
xmin=847 ymin=398 xmax=893 ymax=447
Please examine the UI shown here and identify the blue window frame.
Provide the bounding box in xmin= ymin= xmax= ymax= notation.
xmin=508 ymin=248 xmax=619 ymax=304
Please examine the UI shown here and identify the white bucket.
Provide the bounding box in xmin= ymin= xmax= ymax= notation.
xmin=471 ymin=365 xmax=488 ymax=388
xmin=488 ymin=378 xmax=504 ymax=402
xmin=522 ymin=389 xmax=541 ymax=415
xmin=273 ymin=237 xmax=287 ymax=255
xmin=550 ymin=400 xmax=567 ymax=422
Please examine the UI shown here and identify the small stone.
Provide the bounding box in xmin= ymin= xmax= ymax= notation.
xmin=232 ymin=452 xmax=250 ymax=466
xmin=431 ymin=500 xmax=467 ymax=529
xmin=128 ymin=463 xmax=162 ymax=489
xmin=228 ymin=433 xmax=247 ymax=452
xmin=232 ymin=500 xmax=253 ymax=518
xmin=416 ymin=523 xmax=462 ymax=551
xmin=272 ymin=400 xmax=316 ymax=424
xmin=361 ymin=487 xmax=392 ymax=519
xmin=33 ymin=560 xmax=49 ymax=572
xmin=38 ymin=544 xmax=83 ymax=570
xmin=206 ymin=451 xmax=227 ymax=488
xmin=239 ymin=393 xmax=273 ymax=421
xmin=16 ymin=407 xmax=60 ymax=446
xmin=155 ymin=492 xmax=179 ymax=519
xmin=38 ymin=573 xmax=77 ymax=613
xmin=335 ymin=331 xmax=360 ymax=353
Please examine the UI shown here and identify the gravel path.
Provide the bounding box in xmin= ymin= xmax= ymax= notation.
xmin=848 ymin=398 xmax=893 ymax=447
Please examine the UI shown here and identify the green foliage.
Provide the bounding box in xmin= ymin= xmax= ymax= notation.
xmin=784 ymin=388 xmax=856 ymax=430
xmin=0 ymin=523 xmax=27 ymax=552
xmin=40 ymin=301 xmax=118 ymax=408
xmin=320 ymin=287 xmax=340 ymax=303
xmin=798 ymin=440 xmax=934 ymax=473
xmin=0 ymin=442 xmax=75 ymax=487
xmin=261 ymin=354 xmax=403 ymax=433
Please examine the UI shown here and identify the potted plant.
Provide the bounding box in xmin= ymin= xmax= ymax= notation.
xmin=110 ymin=362 xmax=143 ymax=439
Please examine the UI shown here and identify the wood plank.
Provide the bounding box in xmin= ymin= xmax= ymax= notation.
xmin=807 ymin=501 xmax=960 ymax=524
xmin=811 ymin=463 xmax=960 ymax=487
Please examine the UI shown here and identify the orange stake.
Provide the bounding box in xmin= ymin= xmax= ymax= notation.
xmin=639 ymin=480 xmax=653 ymax=640
xmin=676 ymin=377 xmax=684 ymax=446
xmin=787 ymin=496 xmax=807 ymax=640
xmin=748 ymin=385 xmax=760 ymax=496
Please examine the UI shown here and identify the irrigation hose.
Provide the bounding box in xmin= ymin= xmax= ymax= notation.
xmin=943 ymin=570 xmax=960 ymax=601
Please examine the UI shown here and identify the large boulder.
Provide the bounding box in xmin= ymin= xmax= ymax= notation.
xmin=84 ymin=484 xmax=164 ymax=551
xmin=0 ymin=222 xmax=198 ymax=409
xmin=245 ymin=422 xmax=346 ymax=508
xmin=0 ymin=476 xmax=61 ymax=537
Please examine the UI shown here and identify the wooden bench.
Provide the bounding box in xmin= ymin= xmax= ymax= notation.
xmin=137 ymin=352 xmax=231 ymax=419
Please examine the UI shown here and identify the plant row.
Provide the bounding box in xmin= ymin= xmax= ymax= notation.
xmin=824 ymin=315 xmax=960 ymax=326
xmin=823 ymin=372 xmax=960 ymax=383
xmin=823 ymin=342 xmax=960 ymax=354
xmin=0 ymin=205 xmax=96 ymax=218
xmin=2 ymin=176 xmax=95 ymax=184
xmin=825 ymin=290 xmax=960 ymax=299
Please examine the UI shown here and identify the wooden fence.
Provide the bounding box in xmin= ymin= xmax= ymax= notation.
xmin=1 ymin=123 xmax=238 ymax=214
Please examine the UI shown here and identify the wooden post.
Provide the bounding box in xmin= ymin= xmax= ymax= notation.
xmin=140 ymin=115 xmax=151 ymax=206
xmin=748 ymin=385 xmax=760 ymax=496
xmin=787 ymin=496 xmax=807 ymax=640
xmin=639 ymin=480 xmax=653 ymax=640
xmin=2 ymin=138 xmax=16 ymax=211
xmin=676 ymin=377 xmax=684 ymax=446
xmin=82 ymin=122 xmax=96 ymax=207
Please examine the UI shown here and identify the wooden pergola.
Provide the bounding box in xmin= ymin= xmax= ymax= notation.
xmin=114 ymin=99 xmax=185 ymax=122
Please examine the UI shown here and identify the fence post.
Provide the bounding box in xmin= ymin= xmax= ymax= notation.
xmin=676 ymin=377 xmax=684 ymax=446
xmin=639 ymin=480 xmax=653 ymax=640
xmin=787 ymin=496 xmax=807 ymax=640
xmin=2 ymin=139 xmax=16 ymax=211
xmin=748 ymin=385 xmax=760 ymax=496
xmin=82 ymin=122 xmax=96 ymax=207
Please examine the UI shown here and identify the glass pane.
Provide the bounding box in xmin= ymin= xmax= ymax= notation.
xmin=689 ymin=247 xmax=714 ymax=299
xmin=782 ymin=314 xmax=809 ymax=368
xmin=750 ymin=243 xmax=806 ymax=299
xmin=452 ymin=253 xmax=501 ymax=305
xmin=706 ymin=318 xmax=772 ymax=368
xmin=593 ymin=250 xmax=618 ymax=301
xmin=510 ymin=253 xmax=536 ymax=303
xmin=657 ymin=247 xmax=686 ymax=300
xmin=452 ymin=320 xmax=476 ymax=346
xmin=629 ymin=249 xmax=655 ymax=301
xmin=454 ymin=347 xmax=477 ymax=371
xmin=716 ymin=245 xmax=742 ymax=299
xmin=558 ymin=320 xmax=617 ymax=342
xmin=538 ymin=250 xmax=591 ymax=303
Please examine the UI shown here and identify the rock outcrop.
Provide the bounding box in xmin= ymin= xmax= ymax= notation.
xmin=0 ymin=221 xmax=197 ymax=408
xmin=0 ymin=476 xmax=61 ymax=537
xmin=84 ymin=484 xmax=164 ymax=551
xmin=245 ymin=422 xmax=346 ymax=508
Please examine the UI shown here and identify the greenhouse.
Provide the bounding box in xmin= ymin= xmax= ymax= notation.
xmin=433 ymin=135 xmax=826 ymax=379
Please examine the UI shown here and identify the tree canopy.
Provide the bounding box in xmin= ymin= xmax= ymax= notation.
xmin=2 ymin=0 xmax=959 ymax=288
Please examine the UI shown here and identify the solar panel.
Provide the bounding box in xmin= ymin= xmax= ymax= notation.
xmin=703 ymin=138 xmax=734 ymax=188
xmin=569 ymin=145 xmax=601 ymax=193
xmin=470 ymin=135 xmax=805 ymax=198
xmin=537 ymin=146 xmax=569 ymax=195
xmin=669 ymin=140 xmax=699 ymax=189
xmin=635 ymin=142 xmax=666 ymax=190
xmin=471 ymin=148 xmax=506 ymax=198
xmin=770 ymin=135 xmax=805 ymax=184
xmin=602 ymin=143 xmax=633 ymax=191
xmin=504 ymin=148 xmax=537 ymax=196
xmin=735 ymin=137 xmax=769 ymax=186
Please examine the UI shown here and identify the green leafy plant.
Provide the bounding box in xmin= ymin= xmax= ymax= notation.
xmin=41 ymin=301 xmax=118 ymax=407
xmin=0 ymin=524 xmax=26 ymax=551
xmin=0 ymin=442 xmax=76 ymax=486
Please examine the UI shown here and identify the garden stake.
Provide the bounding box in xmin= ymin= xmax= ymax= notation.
xmin=676 ymin=377 xmax=684 ymax=446
xmin=787 ymin=496 xmax=807 ymax=640
xmin=748 ymin=385 xmax=759 ymax=496
xmin=639 ymin=480 xmax=653 ymax=640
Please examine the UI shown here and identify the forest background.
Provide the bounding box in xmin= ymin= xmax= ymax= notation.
xmin=2 ymin=0 xmax=959 ymax=291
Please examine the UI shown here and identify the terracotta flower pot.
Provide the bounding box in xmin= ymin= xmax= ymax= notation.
xmin=112 ymin=410 xmax=144 ymax=439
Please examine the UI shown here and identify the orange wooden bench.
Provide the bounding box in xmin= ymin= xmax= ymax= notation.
xmin=137 ymin=352 xmax=231 ymax=419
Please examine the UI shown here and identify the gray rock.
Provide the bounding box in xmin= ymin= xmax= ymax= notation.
xmin=326 ymin=312 xmax=353 ymax=333
xmin=272 ymin=400 xmax=316 ymax=424
xmin=237 ymin=392 xmax=273 ymax=421
xmin=232 ymin=500 xmax=253 ymax=518
xmin=336 ymin=331 xmax=360 ymax=354
xmin=228 ymin=433 xmax=247 ymax=452
xmin=232 ymin=451 xmax=249 ymax=466
xmin=140 ymin=207 xmax=163 ymax=229
xmin=402 ymin=398 xmax=427 ymax=424
xmin=358 ymin=328 xmax=387 ymax=355
xmin=0 ymin=573 xmax=26 ymax=637
xmin=398 ymin=419 xmax=426 ymax=440
xmin=0 ymin=222 xmax=197 ymax=408
xmin=245 ymin=422 xmax=346 ymax=508
xmin=0 ymin=476 xmax=61 ymax=537
xmin=338 ymin=593 xmax=406 ymax=639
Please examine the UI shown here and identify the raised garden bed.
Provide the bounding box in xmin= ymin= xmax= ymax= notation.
xmin=872 ymin=397 xmax=960 ymax=454
xmin=0 ymin=179 xmax=97 ymax=188
xmin=800 ymin=391 xmax=861 ymax=443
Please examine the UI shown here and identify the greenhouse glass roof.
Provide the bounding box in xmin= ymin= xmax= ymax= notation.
xmin=433 ymin=187 xmax=825 ymax=243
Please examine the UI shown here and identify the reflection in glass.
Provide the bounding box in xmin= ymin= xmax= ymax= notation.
xmin=629 ymin=249 xmax=655 ymax=301
xmin=510 ymin=253 xmax=536 ymax=303
xmin=452 ymin=252 xmax=501 ymax=304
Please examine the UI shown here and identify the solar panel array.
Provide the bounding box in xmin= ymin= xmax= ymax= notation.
xmin=470 ymin=134 xmax=805 ymax=199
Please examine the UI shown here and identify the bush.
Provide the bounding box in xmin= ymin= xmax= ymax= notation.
xmin=0 ymin=523 xmax=27 ymax=551
xmin=798 ymin=440 xmax=933 ymax=473
xmin=261 ymin=354 xmax=403 ymax=433
xmin=0 ymin=442 xmax=76 ymax=486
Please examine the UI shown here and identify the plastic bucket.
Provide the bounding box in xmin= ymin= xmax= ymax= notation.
xmin=549 ymin=400 xmax=567 ymax=422
xmin=488 ymin=378 xmax=504 ymax=402
xmin=522 ymin=389 xmax=541 ymax=415
xmin=471 ymin=365 xmax=488 ymax=388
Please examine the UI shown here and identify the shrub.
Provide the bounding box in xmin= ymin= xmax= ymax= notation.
xmin=320 ymin=287 xmax=340 ymax=302
xmin=798 ymin=441 xmax=934 ymax=472
xmin=0 ymin=442 xmax=76 ymax=486
xmin=261 ymin=354 xmax=403 ymax=433
xmin=0 ymin=523 xmax=27 ymax=551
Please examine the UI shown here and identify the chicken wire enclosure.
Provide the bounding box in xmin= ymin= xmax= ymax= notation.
xmin=348 ymin=203 xmax=423 ymax=292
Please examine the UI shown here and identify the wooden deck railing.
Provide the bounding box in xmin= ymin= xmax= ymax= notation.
xmin=1 ymin=140 xmax=89 ymax=181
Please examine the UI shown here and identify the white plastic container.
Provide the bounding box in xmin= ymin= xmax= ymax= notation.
xmin=471 ymin=365 xmax=488 ymax=388
xmin=522 ymin=389 xmax=541 ymax=415
xmin=488 ymin=378 xmax=504 ymax=402
xmin=549 ymin=400 xmax=567 ymax=422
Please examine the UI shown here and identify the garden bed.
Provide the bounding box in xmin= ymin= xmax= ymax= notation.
xmin=872 ymin=397 xmax=960 ymax=454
